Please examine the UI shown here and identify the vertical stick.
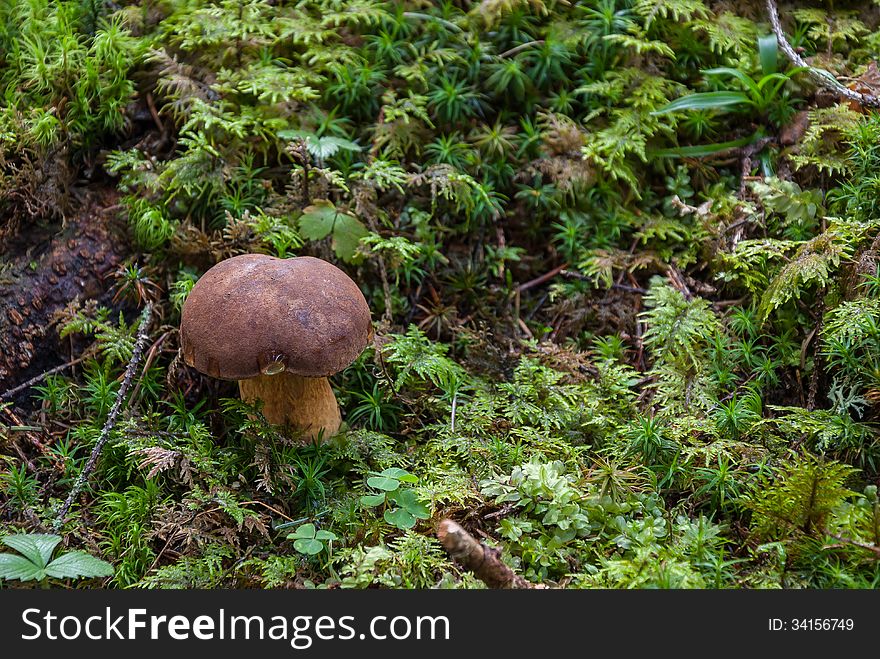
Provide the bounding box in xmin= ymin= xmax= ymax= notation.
xmin=53 ymin=304 xmax=153 ymax=531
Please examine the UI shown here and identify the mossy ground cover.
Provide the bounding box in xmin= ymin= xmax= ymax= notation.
xmin=2 ymin=0 xmax=880 ymax=589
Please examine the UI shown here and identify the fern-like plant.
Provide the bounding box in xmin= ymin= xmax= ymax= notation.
xmin=747 ymin=453 xmax=856 ymax=540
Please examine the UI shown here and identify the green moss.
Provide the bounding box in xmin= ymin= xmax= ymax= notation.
xmin=3 ymin=0 xmax=880 ymax=590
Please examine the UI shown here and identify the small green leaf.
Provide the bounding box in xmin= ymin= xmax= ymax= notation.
xmin=702 ymin=67 xmax=759 ymax=94
xmin=384 ymin=507 xmax=417 ymax=529
xmin=331 ymin=213 xmax=369 ymax=262
xmin=310 ymin=136 xmax=361 ymax=160
xmin=0 ymin=554 xmax=45 ymax=581
xmin=297 ymin=201 xmax=367 ymax=263
xmin=649 ymin=134 xmax=759 ymax=158
xmin=293 ymin=538 xmax=325 ymax=555
xmin=278 ymin=130 xmax=361 ymax=160
xmin=651 ymin=91 xmax=749 ymax=115
xmin=2 ymin=534 xmax=61 ymax=568
xmin=758 ymin=34 xmax=778 ymax=76
xmin=45 ymin=552 xmax=114 ymax=579
xmin=298 ymin=200 xmax=337 ymax=241
xmin=367 ymin=475 xmax=400 ymax=491
xmin=360 ymin=494 xmax=386 ymax=507
xmin=388 ymin=488 xmax=431 ymax=519
xmin=314 ymin=530 xmax=337 ymax=541
xmin=378 ymin=467 xmax=417 ymax=483
xmin=287 ymin=523 xmax=317 ymax=540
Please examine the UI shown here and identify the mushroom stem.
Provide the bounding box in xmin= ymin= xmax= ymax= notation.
xmin=238 ymin=372 xmax=342 ymax=441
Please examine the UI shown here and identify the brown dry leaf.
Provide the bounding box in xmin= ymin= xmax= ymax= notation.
xmin=133 ymin=445 xmax=194 ymax=485
xmin=847 ymin=62 xmax=880 ymax=113
xmin=530 ymin=341 xmax=597 ymax=383
xmin=779 ymin=110 xmax=811 ymax=146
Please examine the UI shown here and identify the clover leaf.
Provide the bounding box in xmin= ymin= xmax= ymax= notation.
xmin=287 ymin=523 xmax=338 ymax=556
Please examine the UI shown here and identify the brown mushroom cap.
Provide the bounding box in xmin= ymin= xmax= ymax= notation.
xmin=180 ymin=254 xmax=372 ymax=380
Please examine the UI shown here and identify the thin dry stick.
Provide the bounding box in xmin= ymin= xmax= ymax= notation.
xmin=145 ymin=92 xmax=165 ymax=135
xmin=0 ymin=355 xmax=90 ymax=400
xmin=437 ymin=519 xmax=539 ymax=589
xmin=127 ymin=329 xmax=174 ymax=407
xmin=516 ymin=262 xmax=569 ymax=293
xmin=240 ymin=500 xmax=295 ymax=523
xmin=365 ymin=216 xmax=394 ymax=325
xmin=53 ymin=304 xmax=153 ymax=531
xmin=766 ymin=0 xmax=880 ymax=107
xmin=499 ymin=40 xmax=544 ymax=59
xmin=827 ymin=533 xmax=880 ymax=558
xmin=450 ymin=391 xmax=458 ymax=433
xmin=2 ymin=406 xmax=46 ymax=453
xmin=376 ymin=253 xmax=394 ymax=325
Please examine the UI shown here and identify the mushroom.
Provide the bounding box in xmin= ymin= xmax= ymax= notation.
xmin=179 ymin=253 xmax=372 ymax=441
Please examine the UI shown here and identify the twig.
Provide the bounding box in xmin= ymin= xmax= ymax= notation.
xmin=484 ymin=503 xmax=516 ymax=520
xmin=517 ymin=262 xmax=568 ymax=293
xmin=1 ymin=406 xmax=37 ymax=472
xmin=561 ymin=268 xmax=648 ymax=294
xmin=713 ymin=297 xmax=748 ymax=308
xmin=665 ymin=265 xmax=693 ymax=301
xmin=0 ymin=355 xmax=90 ymax=400
xmin=365 ymin=217 xmax=394 ymax=325
xmin=2 ymin=406 xmax=46 ymax=453
xmin=145 ymin=92 xmax=165 ymax=135
xmin=240 ymin=500 xmax=295 ymax=523
xmin=827 ymin=533 xmax=880 ymax=558
xmin=499 ymin=40 xmax=544 ymax=59
xmin=766 ymin=0 xmax=880 ymax=107
xmin=517 ymin=316 xmax=534 ymax=339
xmin=737 ymin=137 xmax=776 ymax=198
xmin=376 ymin=252 xmax=394 ymax=325
xmin=53 ymin=304 xmax=153 ymax=531
xmin=127 ymin=329 xmax=174 ymax=407
xmin=803 ymin=300 xmax=825 ymax=412
xmin=524 ymin=290 xmax=550 ymax=322
xmin=559 ymin=268 xmax=587 ymax=281
xmin=437 ymin=519 xmax=541 ymax=589
xmin=612 ymin=283 xmax=648 ymax=294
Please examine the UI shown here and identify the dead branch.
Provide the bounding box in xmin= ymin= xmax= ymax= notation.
xmin=766 ymin=0 xmax=880 ymax=108
xmin=0 ymin=354 xmax=90 ymax=401
xmin=53 ymin=303 xmax=153 ymax=531
xmin=499 ymin=40 xmax=544 ymax=59
xmin=827 ymin=533 xmax=880 ymax=558
xmin=437 ymin=519 xmax=540 ymax=589
xmin=517 ymin=262 xmax=569 ymax=293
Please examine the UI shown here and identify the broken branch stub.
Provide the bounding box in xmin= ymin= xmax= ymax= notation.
xmin=437 ymin=519 xmax=540 ymax=589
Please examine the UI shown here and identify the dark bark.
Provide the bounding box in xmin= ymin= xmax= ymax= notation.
xmin=0 ymin=188 xmax=128 ymax=387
